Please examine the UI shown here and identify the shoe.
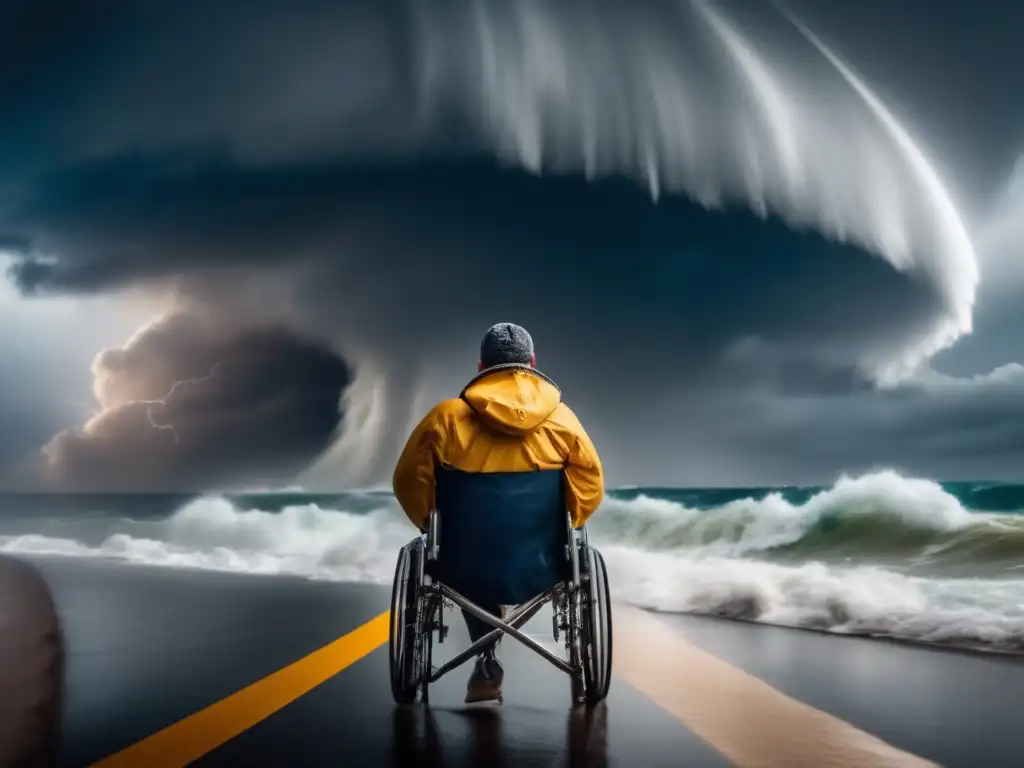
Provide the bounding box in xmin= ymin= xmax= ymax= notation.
xmin=464 ymin=651 xmax=504 ymax=704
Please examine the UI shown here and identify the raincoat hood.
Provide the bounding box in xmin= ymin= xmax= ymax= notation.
xmin=461 ymin=364 xmax=562 ymax=435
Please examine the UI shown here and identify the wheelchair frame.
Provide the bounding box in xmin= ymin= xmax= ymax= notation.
xmin=389 ymin=509 xmax=613 ymax=706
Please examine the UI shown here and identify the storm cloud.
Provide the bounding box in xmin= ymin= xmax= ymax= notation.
xmin=40 ymin=309 xmax=350 ymax=492
xmin=1 ymin=0 xmax=1020 ymax=489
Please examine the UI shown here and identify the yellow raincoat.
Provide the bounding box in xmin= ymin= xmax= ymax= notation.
xmin=392 ymin=365 xmax=604 ymax=530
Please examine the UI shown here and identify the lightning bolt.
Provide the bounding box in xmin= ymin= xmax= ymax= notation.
xmin=142 ymin=362 xmax=226 ymax=444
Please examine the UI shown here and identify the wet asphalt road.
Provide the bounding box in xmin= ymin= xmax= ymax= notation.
xmin=18 ymin=556 xmax=1024 ymax=767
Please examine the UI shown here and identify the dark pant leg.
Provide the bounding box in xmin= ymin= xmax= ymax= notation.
xmin=462 ymin=605 xmax=503 ymax=646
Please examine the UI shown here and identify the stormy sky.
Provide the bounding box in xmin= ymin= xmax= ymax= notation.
xmin=1 ymin=0 xmax=1023 ymax=490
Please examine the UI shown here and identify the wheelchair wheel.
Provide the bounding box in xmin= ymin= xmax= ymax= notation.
xmin=389 ymin=541 xmax=421 ymax=704
xmin=417 ymin=593 xmax=435 ymax=705
xmin=581 ymin=545 xmax=613 ymax=702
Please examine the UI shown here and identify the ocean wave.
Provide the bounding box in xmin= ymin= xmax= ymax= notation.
xmin=0 ymin=497 xmax=413 ymax=583
xmin=594 ymin=471 xmax=1024 ymax=573
xmin=2 ymin=470 xmax=1023 ymax=653
xmin=606 ymin=546 xmax=1024 ymax=653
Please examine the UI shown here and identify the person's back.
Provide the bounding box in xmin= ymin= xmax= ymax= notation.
xmin=392 ymin=322 xmax=604 ymax=703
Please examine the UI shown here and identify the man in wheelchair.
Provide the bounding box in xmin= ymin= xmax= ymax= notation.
xmin=392 ymin=323 xmax=604 ymax=704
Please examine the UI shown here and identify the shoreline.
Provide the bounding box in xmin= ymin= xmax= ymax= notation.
xmin=11 ymin=550 xmax=1022 ymax=662
xmin=649 ymin=608 xmax=1024 ymax=661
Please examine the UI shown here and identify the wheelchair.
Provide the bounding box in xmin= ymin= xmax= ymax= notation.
xmin=388 ymin=469 xmax=613 ymax=706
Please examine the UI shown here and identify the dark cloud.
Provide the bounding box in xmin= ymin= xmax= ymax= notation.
xmin=0 ymin=0 xmax=1018 ymax=487
xmin=686 ymin=365 xmax=1024 ymax=486
xmin=1 ymin=157 xmax=954 ymax=489
xmin=39 ymin=310 xmax=350 ymax=491
xmin=4 ymin=159 xmax=948 ymax=363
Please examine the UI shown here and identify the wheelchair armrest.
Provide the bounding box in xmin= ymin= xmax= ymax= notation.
xmin=565 ymin=512 xmax=581 ymax=589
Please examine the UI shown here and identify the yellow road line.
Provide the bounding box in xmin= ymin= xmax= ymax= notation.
xmin=90 ymin=611 xmax=391 ymax=768
xmin=613 ymin=604 xmax=940 ymax=768
xmin=92 ymin=601 xmax=943 ymax=768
